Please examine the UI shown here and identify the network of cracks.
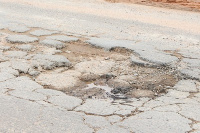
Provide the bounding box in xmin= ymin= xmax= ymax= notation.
xmin=0 ymin=25 xmax=185 ymax=101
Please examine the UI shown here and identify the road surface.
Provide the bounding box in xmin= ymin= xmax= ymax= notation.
xmin=0 ymin=0 xmax=200 ymax=132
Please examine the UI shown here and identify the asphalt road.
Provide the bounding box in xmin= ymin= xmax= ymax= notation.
xmin=1 ymin=0 xmax=200 ymax=40
xmin=0 ymin=0 xmax=200 ymax=133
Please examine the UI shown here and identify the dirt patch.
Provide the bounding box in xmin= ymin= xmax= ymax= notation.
xmin=56 ymin=40 xmax=179 ymax=100
xmin=105 ymin=0 xmax=200 ymax=12
xmin=60 ymin=40 xmax=116 ymax=64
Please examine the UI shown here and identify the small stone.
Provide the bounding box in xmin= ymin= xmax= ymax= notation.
xmin=101 ymin=73 xmax=116 ymax=80
xmin=104 ymin=57 xmax=110 ymax=60
xmin=111 ymin=87 xmax=130 ymax=95
xmin=65 ymin=50 xmax=71 ymax=54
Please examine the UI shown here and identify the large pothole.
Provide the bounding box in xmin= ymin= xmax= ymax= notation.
xmin=47 ymin=41 xmax=180 ymax=100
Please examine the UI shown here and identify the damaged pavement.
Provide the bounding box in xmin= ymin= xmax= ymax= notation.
xmin=0 ymin=0 xmax=200 ymax=132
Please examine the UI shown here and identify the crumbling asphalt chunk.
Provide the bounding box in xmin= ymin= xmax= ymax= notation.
xmin=6 ymin=35 xmax=38 ymax=43
xmin=40 ymin=39 xmax=65 ymax=49
xmin=6 ymin=35 xmax=38 ymax=44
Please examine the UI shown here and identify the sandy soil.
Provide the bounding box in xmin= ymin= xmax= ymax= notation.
xmin=105 ymin=0 xmax=200 ymax=12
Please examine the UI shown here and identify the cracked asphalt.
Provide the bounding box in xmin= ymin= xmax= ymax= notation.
xmin=0 ymin=0 xmax=200 ymax=133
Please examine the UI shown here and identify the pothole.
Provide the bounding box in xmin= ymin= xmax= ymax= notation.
xmin=55 ymin=40 xmax=180 ymax=100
